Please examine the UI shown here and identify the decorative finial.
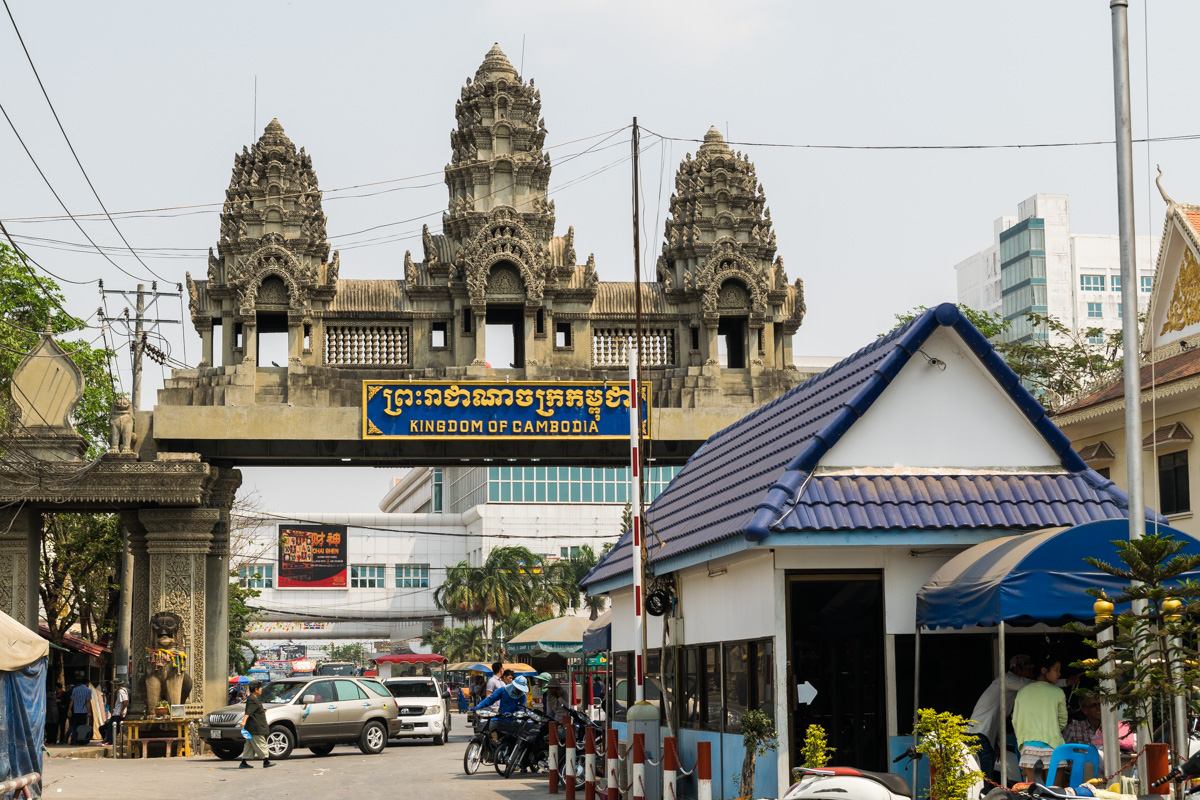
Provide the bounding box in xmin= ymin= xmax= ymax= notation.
xmin=1157 ymin=165 xmax=1175 ymax=206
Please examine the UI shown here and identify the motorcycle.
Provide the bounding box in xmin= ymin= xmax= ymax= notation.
xmin=463 ymin=710 xmax=505 ymax=775
xmin=552 ymin=707 xmax=608 ymax=791
xmin=497 ymin=708 xmax=550 ymax=778
xmin=784 ymin=747 xmax=935 ymax=800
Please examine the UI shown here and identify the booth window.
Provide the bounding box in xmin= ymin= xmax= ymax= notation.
xmin=611 ymin=652 xmax=630 ymax=722
xmin=1159 ymin=451 xmax=1190 ymax=514
xmin=724 ymin=642 xmax=749 ymax=732
xmin=679 ymin=638 xmax=773 ymax=733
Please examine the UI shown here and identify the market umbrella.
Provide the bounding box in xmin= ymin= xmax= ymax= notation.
xmin=506 ymin=616 xmax=590 ymax=655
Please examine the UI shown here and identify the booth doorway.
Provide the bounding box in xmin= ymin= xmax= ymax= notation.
xmin=787 ymin=573 xmax=886 ymax=771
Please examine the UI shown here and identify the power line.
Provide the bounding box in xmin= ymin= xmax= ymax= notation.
xmin=0 ymin=101 xmax=158 ymax=284
xmin=640 ymin=125 xmax=1200 ymax=151
xmin=246 ymin=510 xmax=621 ymax=541
xmin=3 ymin=0 xmax=169 ymax=284
xmin=5 ymin=126 xmax=631 ymax=223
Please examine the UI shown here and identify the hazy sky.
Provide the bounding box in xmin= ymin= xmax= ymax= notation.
xmin=3 ymin=1 xmax=1198 ymax=511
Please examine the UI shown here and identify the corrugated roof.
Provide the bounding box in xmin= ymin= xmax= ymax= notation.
xmin=1056 ymin=346 xmax=1200 ymax=414
xmin=327 ymin=279 xmax=410 ymax=313
xmin=591 ymin=283 xmax=670 ymax=314
xmin=583 ymin=303 xmax=1138 ymax=589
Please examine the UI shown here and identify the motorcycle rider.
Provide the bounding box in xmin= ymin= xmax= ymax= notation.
xmin=471 ymin=674 xmax=529 ymax=716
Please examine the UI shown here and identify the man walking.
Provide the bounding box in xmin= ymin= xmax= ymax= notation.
xmin=239 ymin=681 xmax=274 ymax=769
xmin=101 ymin=680 xmax=129 ymax=745
xmin=69 ymin=676 xmax=92 ymax=744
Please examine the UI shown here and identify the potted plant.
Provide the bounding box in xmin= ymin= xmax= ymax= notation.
xmin=154 ymin=700 xmax=170 ymax=719
xmin=735 ymin=709 xmax=779 ymax=799
xmin=915 ymin=709 xmax=981 ymax=800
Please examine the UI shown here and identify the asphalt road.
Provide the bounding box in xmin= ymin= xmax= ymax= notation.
xmin=41 ymin=724 xmax=550 ymax=800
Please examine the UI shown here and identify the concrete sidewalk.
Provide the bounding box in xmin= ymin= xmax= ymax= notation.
xmin=44 ymin=743 xmax=111 ymax=760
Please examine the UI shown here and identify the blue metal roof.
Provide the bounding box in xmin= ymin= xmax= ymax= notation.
xmin=582 ymin=303 xmax=1146 ymax=589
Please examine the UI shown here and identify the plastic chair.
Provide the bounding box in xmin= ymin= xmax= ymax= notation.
xmin=1046 ymin=743 xmax=1102 ymax=786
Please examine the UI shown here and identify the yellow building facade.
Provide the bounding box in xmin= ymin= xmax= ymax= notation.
xmin=1054 ymin=198 xmax=1200 ymax=536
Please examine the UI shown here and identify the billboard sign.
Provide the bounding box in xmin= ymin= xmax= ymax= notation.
xmin=278 ymin=524 xmax=347 ymax=589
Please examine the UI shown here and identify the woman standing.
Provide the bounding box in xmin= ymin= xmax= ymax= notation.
xmin=1012 ymin=654 xmax=1068 ymax=783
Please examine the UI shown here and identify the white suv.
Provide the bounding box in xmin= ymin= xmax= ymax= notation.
xmin=384 ymin=676 xmax=451 ymax=745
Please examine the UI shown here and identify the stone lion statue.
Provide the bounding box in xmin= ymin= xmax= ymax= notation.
xmin=108 ymin=397 xmax=135 ymax=454
xmin=142 ymin=611 xmax=193 ymax=711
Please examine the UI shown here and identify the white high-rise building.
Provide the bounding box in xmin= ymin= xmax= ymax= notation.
xmin=954 ymin=194 xmax=1159 ymax=343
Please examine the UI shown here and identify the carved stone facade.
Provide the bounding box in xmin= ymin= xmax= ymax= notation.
xmin=166 ymin=44 xmax=806 ymax=411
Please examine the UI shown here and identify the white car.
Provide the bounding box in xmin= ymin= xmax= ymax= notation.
xmin=384 ymin=676 xmax=451 ymax=745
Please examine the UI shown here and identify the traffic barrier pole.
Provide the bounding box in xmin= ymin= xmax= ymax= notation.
xmin=585 ymin=727 xmax=597 ymax=800
xmin=663 ymin=737 xmax=678 ymax=800
xmin=632 ymin=733 xmax=646 ymax=800
xmin=565 ymin=718 xmax=578 ymax=800
xmin=1146 ymin=742 xmax=1170 ymax=795
xmin=549 ymin=721 xmax=560 ymax=794
xmin=606 ymin=729 xmax=619 ymax=800
xmin=697 ymin=741 xmax=712 ymax=800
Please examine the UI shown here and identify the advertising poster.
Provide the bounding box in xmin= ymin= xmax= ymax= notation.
xmin=278 ymin=524 xmax=347 ymax=588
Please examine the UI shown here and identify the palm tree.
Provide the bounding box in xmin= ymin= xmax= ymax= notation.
xmin=419 ymin=626 xmax=454 ymax=657
xmin=447 ymin=624 xmax=486 ymax=662
xmin=434 ymin=560 xmax=481 ymax=620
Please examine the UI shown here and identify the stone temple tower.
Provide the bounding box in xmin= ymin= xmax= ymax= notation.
xmin=189 ymin=119 xmax=339 ymax=373
xmin=657 ymin=126 xmax=803 ymax=369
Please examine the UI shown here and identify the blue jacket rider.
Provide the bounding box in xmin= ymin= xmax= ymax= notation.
xmin=471 ymin=675 xmax=529 ymax=715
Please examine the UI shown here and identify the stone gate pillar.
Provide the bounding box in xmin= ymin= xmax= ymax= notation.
xmin=0 ymin=507 xmax=39 ymax=627
xmin=120 ymin=510 xmax=151 ymax=716
xmin=205 ymin=469 xmax=241 ymax=715
xmin=139 ymin=508 xmax=220 ymax=715
xmin=472 ymin=302 xmax=488 ymax=366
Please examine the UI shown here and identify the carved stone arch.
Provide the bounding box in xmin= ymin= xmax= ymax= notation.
xmin=717 ymin=278 xmax=751 ymax=312
xmin=241 ymin=267 xmax=303 ymax=315
xmin=715 ymin=211 xmax=736 ymax=229
xmin=484 ymin=258 xmax=525 ymax=296
xmin=695 ymin=240 xmax=766 ymax=315
xmin=234 ymin=244 xmax=305 ymax=313
xmin=458 ymin=209 xmax=546 ymax=305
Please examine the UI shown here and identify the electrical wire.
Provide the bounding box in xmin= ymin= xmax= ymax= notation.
xmin=5 ymin=126 xmax=631 ymax=223
xmin=244 ymin=510 xmax=622 ymax=541
xmin=639 ymin=125 xmax=1200 ymax=151
xmin=3 ymin=0 xmax=169 ymax=283
xmin=0 ymin=101 xmax=158 ymax=284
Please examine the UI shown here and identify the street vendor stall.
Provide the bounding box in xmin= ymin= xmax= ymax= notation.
xmin=0 ymin=610 xmax=47 ymax=794
xmin=914 ymin=518 xmax=1200 ymax=785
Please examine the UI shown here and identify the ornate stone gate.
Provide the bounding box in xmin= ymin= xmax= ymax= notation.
xmin=0 ymin=330 xmax=240 ymax=716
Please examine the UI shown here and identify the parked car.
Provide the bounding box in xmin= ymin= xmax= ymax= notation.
xmin=384 ymin=676 xmax=451 ymax=745
xmin=199 ymin=675 xmax=401 ymax=760
xmin=316 ymin=662 xmax=359 ymax=677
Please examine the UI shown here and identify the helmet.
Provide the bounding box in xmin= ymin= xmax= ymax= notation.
xmin=511 ymin=675 xmax=530 ymax=693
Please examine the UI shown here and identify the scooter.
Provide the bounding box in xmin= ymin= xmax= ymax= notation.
xmin=786 ymin=745 xmax=986 ymax=800
xmin=784 ymin=747 xmax=926 ymax=800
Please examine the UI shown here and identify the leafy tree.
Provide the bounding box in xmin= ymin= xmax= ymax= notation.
xmin=1 ymin=243 xmax=121 ymax=682
xmin=0 ymin=242 xmax=117 ymax=458
xmin=323 ymin=642 xmax=370 ymax=666
xmin=227 ymin=571 xmax=262 ymax=676
xmin=1066 ymin=533 xmax=1200 ymax=733
xmin=885 ymin=304 xmax=1010 ymax=340
xmin=39 ymin=513 xmax=122 ymax=686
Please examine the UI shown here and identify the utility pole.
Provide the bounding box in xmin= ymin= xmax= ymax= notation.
xmin=98 ymin=280 xmax=182 ymax=689
xmin=1110 ymin=1 xmax=1149 ymax=788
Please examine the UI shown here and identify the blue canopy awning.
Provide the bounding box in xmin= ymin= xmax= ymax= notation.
xmin=916 ymin=519 xmax=1200 ymax=630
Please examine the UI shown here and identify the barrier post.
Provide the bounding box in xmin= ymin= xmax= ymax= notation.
xmin=606 ymin=729 xmax=620 ymax=800
xmin=697 ymin=741 xmax=712 ymax=800
xmin=565 ymin=718 xmax=578 ymax=800
xmin=662 ymin=737 xmax=678 ymax=800
xmin=549 ymin=720 xmax=560 ymax=794
xmin=633 ymin=733 xmax=647 ymax=800
xmin=1145 ymin=742 xmax=1170 ymax=795
xmin=585 ymin=727 xmax=597 ymax=800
